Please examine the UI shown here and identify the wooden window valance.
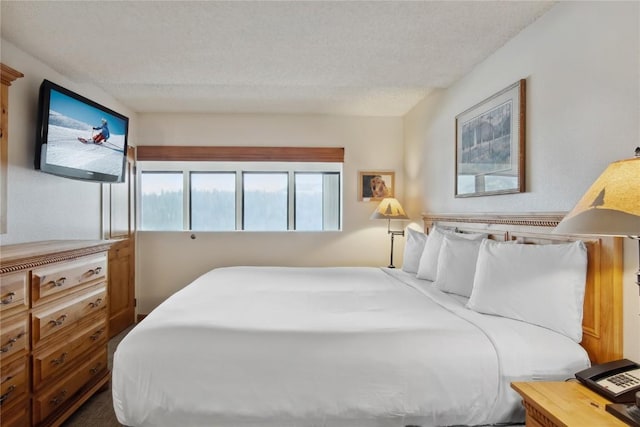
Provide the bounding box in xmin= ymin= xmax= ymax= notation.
xmin=136 ymin=146 xmax=344 ymax=163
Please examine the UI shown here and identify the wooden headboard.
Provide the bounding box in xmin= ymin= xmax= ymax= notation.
xmin=423 ymin=213 xmax=623 ymax=364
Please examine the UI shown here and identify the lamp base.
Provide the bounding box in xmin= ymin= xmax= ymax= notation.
xmin=387 ymin=227 xmax=404 ymax=270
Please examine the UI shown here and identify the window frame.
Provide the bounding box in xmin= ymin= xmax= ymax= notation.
xmin=137 ymin=160 xmax=342 ymax=232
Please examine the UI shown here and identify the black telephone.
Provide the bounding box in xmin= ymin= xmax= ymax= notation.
xmin=576 ymin=359 xmax=640 ymax=403
xmin=575 ymin=359 xmax=640 ymax=426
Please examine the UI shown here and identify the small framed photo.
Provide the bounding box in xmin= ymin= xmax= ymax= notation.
xmin=455 ymin=79 xmax=526 ymax=197
xmin=358 ymin=171 xmax=395 ymax=201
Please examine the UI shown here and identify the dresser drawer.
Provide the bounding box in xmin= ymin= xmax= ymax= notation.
xmin=0 ymin=398 xmax=30 ymax=427
xmin=32 ymin=254 xmax=107 ymax=306
xmin=31 ymin=285 xmax=107 ymax=347
xmin=33 ymin=348 xmax=108 ymax=424
xmin=0 ymin=316 xmax=28 ymax=363
xmin=0 ymin=272 xmax=28 ymax=315
xmin=33 ymin=314 xmax=108 ymax=389
xmin=0 ymin=357 xmax=28 ymax=410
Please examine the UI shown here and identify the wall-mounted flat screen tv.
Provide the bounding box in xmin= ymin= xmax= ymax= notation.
xmin=35 ymin=79 xmax=129 ymax=183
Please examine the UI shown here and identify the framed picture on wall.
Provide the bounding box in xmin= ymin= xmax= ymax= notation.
xmin=358 ymin=171 xmax=395 ymax=201
xmin=455 ymin=79 xmax=526 ymax=197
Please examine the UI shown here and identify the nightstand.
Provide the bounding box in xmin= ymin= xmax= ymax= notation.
xmin=511 ymin=381 xmax=628 ymax=426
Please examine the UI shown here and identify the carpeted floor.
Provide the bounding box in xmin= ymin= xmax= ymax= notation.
xmin=61 ymin=325 xmax=134 ymax=427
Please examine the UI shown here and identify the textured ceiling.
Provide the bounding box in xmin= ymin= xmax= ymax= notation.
xmin=1 ymin=1 xmax=554 ymax=116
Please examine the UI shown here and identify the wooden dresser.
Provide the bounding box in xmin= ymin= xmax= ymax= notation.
xmin=0 ymin=240 xmax=112 ymax=427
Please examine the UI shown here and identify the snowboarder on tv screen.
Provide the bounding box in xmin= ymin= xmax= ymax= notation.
xmin=79 ymin=118 xmax=109 ymax=145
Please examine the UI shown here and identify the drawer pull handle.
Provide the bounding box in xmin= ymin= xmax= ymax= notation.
xmin=0 ymin=292 xmax=15 ymax=304
xmin=0 ymin=332 xmax=25 ymax=353
xmin=51 ymin=352 xmax=68 ymax=366
xmin=89 ymin=298 xmax=103 ymax=308
xmin=89 ymin=362 xmax=103 ymax=375
xmin=88 ymin=266 xmax=103 ymax=276
xmin=47 ymin=277 xmax=67 ymax=288
xmin=90 ymin=329 xmax=105 ymax=341
xmin=49 ymin=389 xmax=67 ymax=406
xmin=49 ymin=314 xmax=68 ymax=327
xmin=1 ymin=375 xmax=13 ymax=385
xmin=0 ymin=385 xmax=16 ymax=406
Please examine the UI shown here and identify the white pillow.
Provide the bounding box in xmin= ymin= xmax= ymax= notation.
xmin=467 ymin=239 xmax=588 ymax=342
xmin=401 ymin=228 xmax=427 ymax=274
xmin=434 ymin=235 xmax=486 ymax=297
xmin=416 ymin=226 xmax=486 ymax=281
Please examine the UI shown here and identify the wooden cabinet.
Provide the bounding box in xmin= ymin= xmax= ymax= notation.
xmin=0 ymin=266 xmax=30 ymax=426
xmin=0 ymin=64 xmax=23 ymax=235
xmin=108 ymin=238 xmax=135 ymax=338
xmin=0 ymin=240 xmax=112 ymax=427
xmin=103 ymin=146 xmax=136 ymax=338
xmin=511 ymin=381 xmax=628 ymax=427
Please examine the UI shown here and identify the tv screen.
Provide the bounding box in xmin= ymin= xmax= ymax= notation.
xmin=35 ymin=79 xmax=129 ymax=183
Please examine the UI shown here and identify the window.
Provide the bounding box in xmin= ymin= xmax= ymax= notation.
xmin=138 ymin=161 xmax=342 ymax=231
xmin=295 ymin=173 xmax=340 ymax=231
xmin=243 ymin=173 xmax=288 ymax=231
xmin=140 ymin=172 xmax=183 ymax=230
xmin=190 ymin=172 xmax=236 ymax=231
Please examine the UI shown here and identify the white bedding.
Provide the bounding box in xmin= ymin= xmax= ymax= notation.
xmin=112 ymin=267 xmax=589 ymax=427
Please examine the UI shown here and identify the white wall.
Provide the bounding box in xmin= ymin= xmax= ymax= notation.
xmin=0 ymin=39 xmax=137 ymax=245
xmin=404 ymin=2 xmax=640 ymax=360
xmin=135 ymin=114 xmax=405 ymax=313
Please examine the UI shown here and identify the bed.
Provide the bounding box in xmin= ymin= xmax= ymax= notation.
xmin=112 ymin=213 xmax=623 ymax=427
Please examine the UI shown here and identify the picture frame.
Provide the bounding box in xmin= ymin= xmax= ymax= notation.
xmin=358 ymin=171 xmax=395 ymax=201
xmin=455 ymin=79 xmax=526 ymax=197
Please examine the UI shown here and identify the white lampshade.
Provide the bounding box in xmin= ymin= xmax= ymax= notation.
xmin=555 ymin=156 xmax=640 ymax=236
xmin=370 ymin=198 xmax=409 ymax=220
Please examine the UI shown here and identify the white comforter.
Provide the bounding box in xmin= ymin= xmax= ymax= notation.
xmin=113 ymin=267 xmax=589 ymax=427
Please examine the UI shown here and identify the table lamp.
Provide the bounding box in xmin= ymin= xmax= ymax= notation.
xmin=370 ymin=197 xmax=409 ymax=268
xmin=555 ymin=148 xmax=640 ymax=293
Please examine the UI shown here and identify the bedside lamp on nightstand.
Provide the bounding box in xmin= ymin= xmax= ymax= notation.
xmin=555 ymin=148 xmax=640 ymax=426
xmin=370 ymin=197 xmax=409 ymax=268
